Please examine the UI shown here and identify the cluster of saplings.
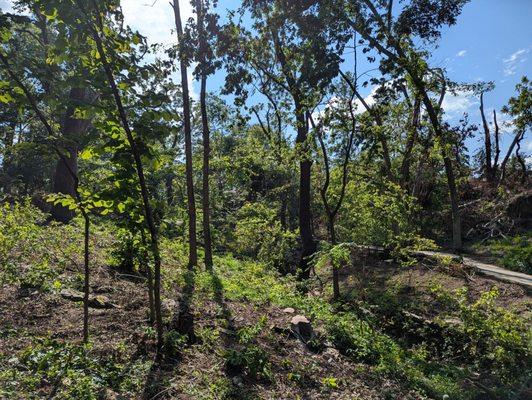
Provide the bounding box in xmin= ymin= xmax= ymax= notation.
xmin=0 ymin=0 xmax=529 ymax=363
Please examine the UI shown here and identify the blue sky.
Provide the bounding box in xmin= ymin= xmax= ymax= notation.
xmin=2 ymin=0 xmax=530 ymax=154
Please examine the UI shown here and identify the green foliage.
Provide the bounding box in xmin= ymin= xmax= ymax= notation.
xmin=0 ymin=200 xmax=77 ymax=290
xmin=234 ymin=202 xmax=298 ymax=273
xmin=224 ymin=317 xmax=272 ymax=380
xmin=390 ymin=232 xmax=438 ymax=267
xmin=0 ymin=338 xmax=149 ymax=399
xmin=431 ymin=285 xmax=531 ymax=384
xmin=313 ymin=242 xmax=352 ymax=272
xmin=321 ymin=376 xmax=339 ymax=390
xmin=502 ymin=76 xmax=531 ymax=133
xmin=198 ymin=254 xmax=530 ymax=399
xmin=164 ymin=330 xmax=188 ymax=356
xmin=1 ymin=142 xmax=56 ymax=194
xmin=109 ymin=228 xmax=142 ymax=272
xmin=485 ymin=234 xmax=532 ymax=274
xmin=337 ymin=179 xmax=420 ymax=246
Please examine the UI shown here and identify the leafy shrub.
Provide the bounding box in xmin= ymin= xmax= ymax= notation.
xmin=1 ymin=340 xmax=106 ymax=399
xmin=321 ymin=376 xmax=339 ymax=389
xmin=337 ymin=180 xmax=420 ymax=246
xmin=325 ymin=312 xmax=401 ymax=366
xmin=312 ymin=242 xmax=352 ymax=274
xmin=224 ymin=317 xmax=272 ymax=380
xmin=164 ymin=330 xmax=188 ymax=356
xmin=209 ymin=254 xmax=527 ymax=399
xmin=0 ymin=338 xmax=151 ymax=399
xmin=234 ymin=202 xmax=298 ymax=273
xmin=109 ymin=228 xmax=142 ymax=272
xmin=225 ymin=345 xmax=272 ymax=381
xmin=486 ymin=234 xmax=532 ymax=274
xmin=0 ymin=200 xmax=78 ymax=290
xmin=431 ymin=286 xmax=531 ymax=384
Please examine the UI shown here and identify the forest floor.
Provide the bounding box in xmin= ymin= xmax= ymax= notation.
xmin=1 ymin=230 xmax=531 ymax=400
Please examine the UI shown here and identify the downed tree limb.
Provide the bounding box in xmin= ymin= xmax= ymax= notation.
xmin=60 ymin=289 xmax=119 ymax=309
xmin=410 ymin=250 xmax=532 ymax=289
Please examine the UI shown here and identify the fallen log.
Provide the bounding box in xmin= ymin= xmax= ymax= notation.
xmin=60 ymin=289 xmax=119 ymax=309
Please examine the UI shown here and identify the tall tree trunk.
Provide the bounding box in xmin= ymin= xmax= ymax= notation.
xmin=82 ymin=214 xmax=90 ymax=343
xmin=499 ymin=131 xmax=525 ymax=185
xmin=480 ymin=92 xmax=494 ymax=182
xmin=1 ymin=119 xmax=16 ymax=194
xmin=165 ymin=173 xmax=174 ymax=206
xmin=51 ymin=143 xmax=78 ymax=222
xmin=343 ymin=4 xmax=462 ymax=250
xmin=329 ymin=219 xmax=340 ymax=300
xmin=141 ymin=229 xmax=156 ymax=324
xmin=51 ymin=88 xmax=92 ymax=223
xmin=173 ymin=0 xmax=198 ymax=270
xmin=442 ymin=156 xmax=462 ymax=250
xmin=515 ymin=138 xmax=527 ymax=184
xmin=493 ymin=109 xmax=501 ymax=175
xmin=404 ymin=72 xmax=462 ymax=250
xmin=400 ymin=97 xmax=421 ymax=187
xmin=200 ymin=73 xmax=213 ymax=269
xmin=295 ymin=109 xmax=316 ymax=279
xmin=197 ymin=0 xmax=213 ymax=270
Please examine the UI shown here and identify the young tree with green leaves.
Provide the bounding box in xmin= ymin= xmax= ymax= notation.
xmin=72 ymin=0 xmax=166 ymax=354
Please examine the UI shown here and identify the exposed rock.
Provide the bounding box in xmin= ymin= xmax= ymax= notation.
xmin=102 ymin=388 xmax=126 ymax=400
xmin=231 ymin=376 xmax=243 ymax=387
xmin=323 ymin=347 xmax=340 ymax=361
xmin=161 ymin=298 xmax=177 ymax=315
xmin=92 ymin=285 xmax=114 ymax=294
xmin=442 ymin=317 xmax=462 ymax=327
xmin=290 ymin=315 xmax=313 ymax=343
xmin=60 ymin=289 xmax=118 ymax=309
xmin=282 ymin=307 xmax=295 ymax=314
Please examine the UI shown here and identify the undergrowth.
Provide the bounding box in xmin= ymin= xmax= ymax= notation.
xmin=483 ymin=233 xmax=532 ymax=274
xmin=194 ymin=255 xmax=531 ymax=399
xmin=1 ymin=203 xmax=530 ymax=399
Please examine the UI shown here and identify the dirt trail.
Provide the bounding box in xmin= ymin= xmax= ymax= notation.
xmin=415 ymin=250 xmax=532 ymax=288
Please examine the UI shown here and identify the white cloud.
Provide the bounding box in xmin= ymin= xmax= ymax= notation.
xmin=353 ymin=85 xmax=378 ymax=113
xmin=121 ymin=1 xmax=198 ymax=98
xmin=0 ymin=0 xmax=15 ymax=12
xmin=456 ymin=50 xmax=467 ymax=57
xmin=313 ymin=85 xmax=378 ymax=123
xmin=485 ymin=110 xmax=515 ymax=135
xmin=121 ymin=0 xmax=193 ymax=49
xmin=441 ymin=91 xmax=477 ymax=117
xmin=503 ymin=48 xmax=528 ymax=76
